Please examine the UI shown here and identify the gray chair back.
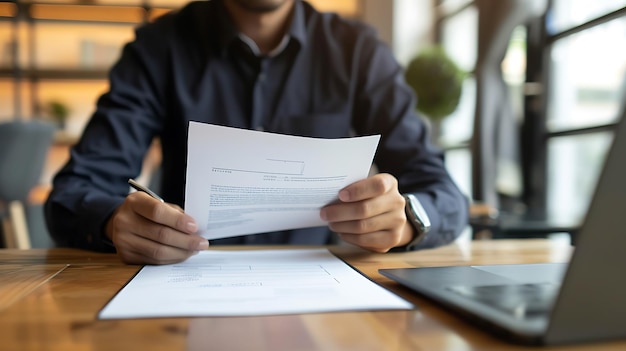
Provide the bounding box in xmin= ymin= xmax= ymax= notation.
xmin=0 ymin=120 xmax=56 ymax=202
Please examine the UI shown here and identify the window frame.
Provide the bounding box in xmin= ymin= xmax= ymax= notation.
xmin=435 ymin=0 xmax=626 ymax=217
xmin=523 ymin=3 xmax=626 ymax=215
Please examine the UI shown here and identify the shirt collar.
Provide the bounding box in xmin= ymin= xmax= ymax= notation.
xmin=214 ymin=0 xmax=307 ymax=57
xmin=288 ymin=0 xmax=307 ymax=49
xmin=238 ymin=33 xmax=290 ymax=58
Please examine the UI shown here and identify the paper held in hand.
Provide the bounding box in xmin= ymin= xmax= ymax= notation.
xmin=184 ymin=122 xmax=380 ymax=240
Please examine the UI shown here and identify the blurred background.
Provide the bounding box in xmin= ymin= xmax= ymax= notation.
xmin=1 ymin=0 xmax=625 ymax=248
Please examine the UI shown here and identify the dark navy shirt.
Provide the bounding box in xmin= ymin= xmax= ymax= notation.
xmin=45 ymin=0 xmax=469 ymax=252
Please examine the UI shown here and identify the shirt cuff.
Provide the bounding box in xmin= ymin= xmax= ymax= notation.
xmin=79 ymin=194 xmax=125 ymax=252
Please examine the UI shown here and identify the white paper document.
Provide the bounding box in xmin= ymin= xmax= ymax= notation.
xmin=98 ymin=249 xmax=412 ymax=319
xmin=184 ymin=122 xmax=381 ymax=240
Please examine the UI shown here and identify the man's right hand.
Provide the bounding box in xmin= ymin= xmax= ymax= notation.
xmin=105 ymin=192 xmax=208 ymax=265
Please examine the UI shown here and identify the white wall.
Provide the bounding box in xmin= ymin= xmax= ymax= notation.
xmin=393 ymin=0 xmax=435 ymax=66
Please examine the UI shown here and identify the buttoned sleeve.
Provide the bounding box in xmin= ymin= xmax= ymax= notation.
xmin=350 ymin=29 xmax=469 ymax=250
xmin=44 ymin=19 xmax=172 ymax=252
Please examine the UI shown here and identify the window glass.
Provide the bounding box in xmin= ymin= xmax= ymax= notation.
xmin=438 ymin=0 xmax=473 ymax=16
xmin=549 ymin=0 xmax=626 ymax=33
xmin=438 ymin=4 xmax=477 ymax=203
xmin=440 ymin=5 xmax=477 ymax=73
xmin=502 ymin=26 xmax=527 ymax=124
xmin=439 ymin=4 xmax=477 ymax=144
xmin=440 ymin=76 xmax=475 ymax=144
xmin=547 ymin=18 xmax=626 ymax=132
xmin=445 ymin=148 xmax=472 ymax=200
xmin=547 ymin=132 xmax=613 ymax=222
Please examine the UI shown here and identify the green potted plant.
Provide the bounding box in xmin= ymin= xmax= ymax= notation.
xmin=45 ymin=100 xmax=71 ymax=129
xmin=404 ymin=46 xmax=466 ymax=140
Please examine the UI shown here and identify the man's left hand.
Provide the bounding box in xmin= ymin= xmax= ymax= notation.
xmin=320 ymin=173 xmax=414 ymax=252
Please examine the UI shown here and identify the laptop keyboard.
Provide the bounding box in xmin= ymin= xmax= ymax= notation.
xmin=446 ymin=283 xmax=560 ymax=319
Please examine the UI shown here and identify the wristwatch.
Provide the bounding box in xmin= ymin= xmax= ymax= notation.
xmin=403 ymin=194 xmax=431 ymax=248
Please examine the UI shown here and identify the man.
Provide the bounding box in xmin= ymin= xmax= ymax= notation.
xmin=45 ymin=0 xmax=468 ymax=265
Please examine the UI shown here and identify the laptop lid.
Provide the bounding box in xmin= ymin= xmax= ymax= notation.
xmin=543 ymin=112 xmax=626 ymax=344
xmin=380 ymin=113 xmax=626 ymax=345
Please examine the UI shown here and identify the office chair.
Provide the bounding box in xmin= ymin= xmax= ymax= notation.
xmin=0 ymin=120 xmax=55 ymax=249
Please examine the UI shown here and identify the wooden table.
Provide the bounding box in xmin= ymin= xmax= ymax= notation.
xmin=0 ymin=240 xmax=623 ymax=351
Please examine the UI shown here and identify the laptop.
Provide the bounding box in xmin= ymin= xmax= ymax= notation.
xmin=380 ymin=114 xmax=626 ymax=345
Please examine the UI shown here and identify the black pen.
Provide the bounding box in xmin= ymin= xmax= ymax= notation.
xmin=128 ymin=178 xmax=165 ymax=202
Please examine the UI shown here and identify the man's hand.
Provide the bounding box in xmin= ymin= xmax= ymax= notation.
xmin=320 ymin=173 xmax=414 ymax=252
xmin=105 ymin=192 xmax=208 ymax=264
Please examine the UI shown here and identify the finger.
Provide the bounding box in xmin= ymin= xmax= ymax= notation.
xmin=328 ymin=208 xmax=405 ymax=234
xmin=118 ymin=236 xmax=199 ymax=265
xmin=322 ymin=190 xmax=404 ymax=223
xmin=131 ymin=215 xmax=209 ymax=251
xmin=338 ymin=173 xmax=396 ymax=202
xmin=329 ymin=214 xmax=383 ymax=234
xmin=169 ymin=203 xmax=185 ymax=213
xmin=323 ymin=199 xmax=382 ymax=222
xmin=113 ymin=224 xmax=202 ymax=265
xmin=129 ymin=192 xmax=198 ymax=234
xmin=119 ymin=249 xmax=194 ymax=265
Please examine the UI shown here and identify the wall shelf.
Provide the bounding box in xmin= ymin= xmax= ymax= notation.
xmin=1 ymin=67 xmax=109 ymax=79
xmin=1 ymin=0 xmax=363 ymax=125
xmin=1 ymin=0 xmax=178 ymax=127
